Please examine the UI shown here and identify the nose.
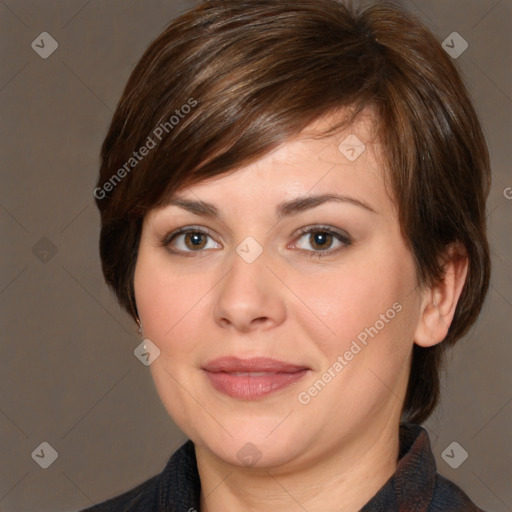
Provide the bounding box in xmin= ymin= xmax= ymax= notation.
xmin=213 ymin=247 xmax=287 ymax=333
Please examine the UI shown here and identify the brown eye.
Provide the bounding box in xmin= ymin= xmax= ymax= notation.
xmin=307 ymin=231 xmax=334 ymax=251
xmin=294 ymin=226 xmax=352 ymax=258
xmin=162 ymin=227 xmax=221 ymax=255
xmin=183 ymin=232 xmax=208 ymax=250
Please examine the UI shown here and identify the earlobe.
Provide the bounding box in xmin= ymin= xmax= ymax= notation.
xmin=136 ymin=317 xmax=143 ymax=335
xmin=414 ymin=244 xmax=469 ymax=348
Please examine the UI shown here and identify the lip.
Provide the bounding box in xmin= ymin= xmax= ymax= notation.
xmin=202 ymin=357 xmax=310 ymax=400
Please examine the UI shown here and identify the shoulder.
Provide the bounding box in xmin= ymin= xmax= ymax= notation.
xmin=78 ymin=473 xmax=159 ymax=512
xmin=428 ymin=473 xmax=487 ymax=512
xmin=393 ymin=424 xmax=488 ymax=512
xmin=77 ymin=440 xmax=198 ymax=512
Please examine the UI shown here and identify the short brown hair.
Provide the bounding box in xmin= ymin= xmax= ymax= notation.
xmin=95 ymin=0 xmax=491 ymax=424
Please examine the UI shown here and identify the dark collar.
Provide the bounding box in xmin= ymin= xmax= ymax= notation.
xmin=155 ymin=423 xmax=463 ymax=512
xmin=361 ymin=423 xmax=436 ymax=511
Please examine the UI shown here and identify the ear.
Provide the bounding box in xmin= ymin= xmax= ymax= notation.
xmin=414 ymin=244 xmax=469 ymax=348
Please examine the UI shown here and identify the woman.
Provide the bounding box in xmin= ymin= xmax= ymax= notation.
xmin=85 ymin=0 xmax=490 ymax=510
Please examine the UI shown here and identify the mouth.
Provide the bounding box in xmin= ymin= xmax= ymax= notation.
xmin=202 ymin=357 xmax=310 ymax=400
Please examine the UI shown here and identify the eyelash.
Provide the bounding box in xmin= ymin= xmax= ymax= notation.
xmin=159 ymin=225 xmax=352 ymax=259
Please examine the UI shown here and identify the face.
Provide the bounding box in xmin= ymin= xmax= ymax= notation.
xmin=134 ymin=113 xmax=425 ymax=471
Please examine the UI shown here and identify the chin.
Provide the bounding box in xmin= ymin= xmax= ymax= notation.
xmin=193 ymin=421 xmax=310 ymax=469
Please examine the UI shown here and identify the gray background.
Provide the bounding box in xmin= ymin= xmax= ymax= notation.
xmin=0 ymin=0 xmax=510 ymax=511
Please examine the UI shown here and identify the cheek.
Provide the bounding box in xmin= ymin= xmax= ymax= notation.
xmin=306 ymin=244 xmax=417 ymax=358
xmin=134 ymin=261 xmax=168 ymax=335
xmin=134 ymin=250 xmax=220 ymax=371
xmin=298 ymin=246 xmax=420 ymax=420
xmin=134 ymin=252 xmax=194 ymax=341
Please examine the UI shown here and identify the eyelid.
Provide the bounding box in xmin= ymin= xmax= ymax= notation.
xmin=159 ymin=225 xmax=215 ymax=247
xmin=158 ymin=227 xmax=222 ymax=258
xmin=293 ymin=224 xmax=352 ymax=244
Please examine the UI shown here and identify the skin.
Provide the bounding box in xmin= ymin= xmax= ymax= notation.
xmin=134 ymin=111 xmax=468 ymax=512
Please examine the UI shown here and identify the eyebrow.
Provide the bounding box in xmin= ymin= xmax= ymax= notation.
xmin=165 ymin=193 xmax=377 ymax=220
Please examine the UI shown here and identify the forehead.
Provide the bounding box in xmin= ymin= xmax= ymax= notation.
xmin=161 ymin=111 xmax=392 ymax=216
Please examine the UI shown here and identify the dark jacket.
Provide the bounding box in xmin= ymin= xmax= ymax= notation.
xmin=80 ymin=423 xmax=486 ymax=511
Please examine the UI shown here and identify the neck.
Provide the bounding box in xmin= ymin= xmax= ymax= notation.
xmin=196 ymin=415 xmax=400 ymax=512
